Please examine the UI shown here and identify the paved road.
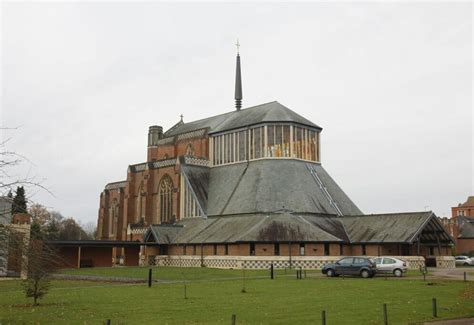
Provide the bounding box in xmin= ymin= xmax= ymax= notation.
xmin=428 ymin=267 xmax=474 ymax=281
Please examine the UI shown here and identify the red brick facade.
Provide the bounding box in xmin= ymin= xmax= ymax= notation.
xmin=97 ymin=127 xmax=210 ymax=241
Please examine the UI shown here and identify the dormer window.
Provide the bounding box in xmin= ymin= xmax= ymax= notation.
xmin=210 ymin=123 xmax=320 ymax=166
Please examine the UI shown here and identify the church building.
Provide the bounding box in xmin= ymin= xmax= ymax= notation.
xmin=96 ymin=50 xmax=454 ymax=269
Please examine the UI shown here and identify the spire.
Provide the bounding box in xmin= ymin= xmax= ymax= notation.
xmin=234 ymin=39 xmax=242 ymax=111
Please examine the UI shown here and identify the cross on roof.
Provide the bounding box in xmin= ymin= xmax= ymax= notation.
xmin=180 ymin=114 xmax=183 ymax=122
xmin=235 ymin=39 xmax=240 ymax=54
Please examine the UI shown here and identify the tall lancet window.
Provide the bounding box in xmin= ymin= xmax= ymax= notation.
xmin=159 ymin=175 xmax=173 ymax=223
xmin=108 ymin=199 xmax=119 ymax=237
xmin=136 ymin=182 xmax=146 ymax=223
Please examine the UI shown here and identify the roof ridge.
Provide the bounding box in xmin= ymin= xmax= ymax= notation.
xmin=166 ymin=101 xmax=279 ymax=130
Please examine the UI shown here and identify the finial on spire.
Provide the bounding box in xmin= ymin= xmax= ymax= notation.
xmin=235 ymin=39 xmax=240 ymax=55
xmin=180 ymin=114 xmax=184 ymax=122
xmin=234 ymin=39 xmax=243 ymax=111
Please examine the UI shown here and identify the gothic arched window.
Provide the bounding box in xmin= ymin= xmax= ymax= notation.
xmin=159 ymin=175 xmax=173 ymax=223
xmin=136 ymin=182 xmax=146 ymax=223
xmin=186 ymin=143 xmax=194 ymax=156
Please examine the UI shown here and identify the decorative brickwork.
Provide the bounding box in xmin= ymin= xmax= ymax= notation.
xmin=152 ymin=255 xmax=428 ymax=269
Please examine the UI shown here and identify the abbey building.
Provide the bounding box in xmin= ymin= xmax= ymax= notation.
xmin=95 ymin=52 xmax=454 ymax=268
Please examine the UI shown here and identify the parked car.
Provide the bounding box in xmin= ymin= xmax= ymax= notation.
xmin=373 ymin=257 xmax=407 ymax=277
xmin=322 ymin=257 xmax=377 ymax=278
xmin=455 ymin=256 xmax=474 ymax=266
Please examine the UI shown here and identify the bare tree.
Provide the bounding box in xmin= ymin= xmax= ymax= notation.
xmin=21 ymin=239 xmax=59 ymax=305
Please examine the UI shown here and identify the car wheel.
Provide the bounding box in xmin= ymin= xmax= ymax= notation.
xmin=464 ymin=262 xmax=469 ymax=266
xmin=326 ymin=269 xmax=335 ymax=277
xmin=360 ymin=269 xmax=370 ymax=278
xmin=393 ymin=269 xmax=403 ymax=277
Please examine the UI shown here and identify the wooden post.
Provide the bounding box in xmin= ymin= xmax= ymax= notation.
xmin=105 ymin=320 xmax=111 ymax=325
xmin=77 ymin=246 xmax=82 ymax=269
xmin=231 ymin=314 xmax=236 ymax=325
xmin=464 ymin=272 xmax=467 ymax=282
xmin=270 ymin=263 xmax=274 ymax=280
xmin=432 ymin=298 xmax=437 ymax=317
xmin=383 ymin=303 xmax=388 ymax=325
xmin=321 ymin=310 xmax=326 ymax=325
xmin=200 ymin=243 xmax=204 ymax=267
xmin=417 ymin=235 xmax=421 ymax=256
xmin=288 ymin=241 xmax=292 ymax=269
xmin=148 ymin=268 xmax=152 ymax=287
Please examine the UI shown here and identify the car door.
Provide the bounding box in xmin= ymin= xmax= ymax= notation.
xmin=335 ymin=257 xmax=354 ymax=275
xmin=374 ymin=257 xmax=384 ymax=273
xmin=382 ymin=257 xmax=397 ymax=273
xmin=352 ymin=257 xmax=367 ymax=275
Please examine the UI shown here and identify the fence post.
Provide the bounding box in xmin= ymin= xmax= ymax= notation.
xmin=321 ymin=310 xmax=326 ymax=325
xmin=270 ymin=263 xmax=274 ymax=280
xmin=148 ymin=268 xmax=152 ymax=287
xmin=432 ymin=298 xmax=437 ymax=318
xmin=231 ymin=314 xmax=236 ymax=325
xmin=105 ymin=320 xmax=111 ymax=325
xmin=383 ymin=303 xmax=388 ymax=325
xmin=464 ymin=272 xmax=467 ymax=282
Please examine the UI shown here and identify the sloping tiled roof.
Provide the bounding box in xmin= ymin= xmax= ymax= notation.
xmin=144 ymin=211 xmax=454 ymax=245
xmin=164 ymin=101 xmax=321 ymax=137
xmin=181 ymin=164 xmax=209 ymax=215
xmin=146 ymin=213 xmax=347 ymax=244
xmin=341 ymin=212 xmax=453 ymax=244
xmin=459 ymin=196 xmax=474 ymax=208
xmin=206 ymin=159 xmax=362 ymax=216
xmin=144 ymin=224 xmax=183 ymax=244
xmin=457 ymin=216 xmax=474 ymax=239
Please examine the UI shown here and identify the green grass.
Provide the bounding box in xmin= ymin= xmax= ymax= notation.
xmin=0 ymin=268 xmax=473 ymax=324
xmin=58 ymin=266 xmax=319 ymax=281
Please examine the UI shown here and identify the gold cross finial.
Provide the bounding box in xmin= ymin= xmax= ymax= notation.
xmin=236 ymin=39 xmax=240 ymax=55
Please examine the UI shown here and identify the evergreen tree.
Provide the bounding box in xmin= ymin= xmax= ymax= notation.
xmin=12 ymin=186 xmax=27 ymax=214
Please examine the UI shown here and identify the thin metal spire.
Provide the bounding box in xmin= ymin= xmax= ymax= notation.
xmin=234 ymin=39 xmax=242 ymax=111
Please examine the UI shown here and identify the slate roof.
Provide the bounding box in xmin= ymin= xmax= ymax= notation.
xmin=164 ymin=101 xmax=321 ymax=137
xmin=144 ymin=211 xmax=454 ymax=245
xmin=181 ymin=164 xmax=209 ymax=215
xmin=459 ymin=196 xmax=474 ymax=208
xmin=144 ymin=224 xmax=183 ymax=244
xmin=457 ymin=216 xmax=474 ymax=239
xmin=206 ymin=159 xmax=362 ymax=216
xmin=341 ymin=212 xmax=453 ymax=244
xmin=146 ymin=213 xmax=347 ymax=244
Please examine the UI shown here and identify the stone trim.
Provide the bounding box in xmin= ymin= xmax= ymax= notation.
xmin=184 ymin=156 xmax=209 ymax=167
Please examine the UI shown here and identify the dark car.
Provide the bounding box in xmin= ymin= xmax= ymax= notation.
xmin=322 ymin=257 xmax=377 ymax=278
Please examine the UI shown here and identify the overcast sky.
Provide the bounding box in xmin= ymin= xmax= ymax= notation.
xmin=1 ymin=2 xmax=472 ymax=224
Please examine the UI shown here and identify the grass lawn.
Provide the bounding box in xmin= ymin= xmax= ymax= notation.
xmin=0 ymin=268 xmax=473 ymax=324
xmin=58 ymin=266 xmax=425 ymax=281
xmin=58 ymin=266 xmax=320 ymax=281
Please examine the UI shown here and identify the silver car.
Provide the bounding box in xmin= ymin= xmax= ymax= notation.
xmin=455 ymin=256 xmax=474 ymax=266
xmin=374 ymin=257 xmax=408 ymax=277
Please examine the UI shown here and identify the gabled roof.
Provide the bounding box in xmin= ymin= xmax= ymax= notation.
xmin=457 ymin=216 xmax=474 ymax=239
xmin=144 ymin=224 xmax=183 ymax=244
xmin=164 ymin=101 xmax=321 ymax=137
xmin=207 ymin=159 xmax=362 ymax=216
xmin=458 ymin=196 xmax=474 ymax=208
xmin=341 ymin=212 xmax=454 ymax=244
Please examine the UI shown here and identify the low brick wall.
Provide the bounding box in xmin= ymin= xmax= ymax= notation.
xmin=152 ymin=255 xmax=430 ymax=269
xmin=434 ymin=256 xmax=456 ymax=269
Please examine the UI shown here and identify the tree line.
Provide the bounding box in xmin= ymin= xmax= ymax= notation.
xmin=8 ymin=186 xmax=96 ymax=241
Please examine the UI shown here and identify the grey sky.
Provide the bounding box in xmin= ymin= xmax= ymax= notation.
xmin=2 ymin=2 xmax=472 ymax=224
